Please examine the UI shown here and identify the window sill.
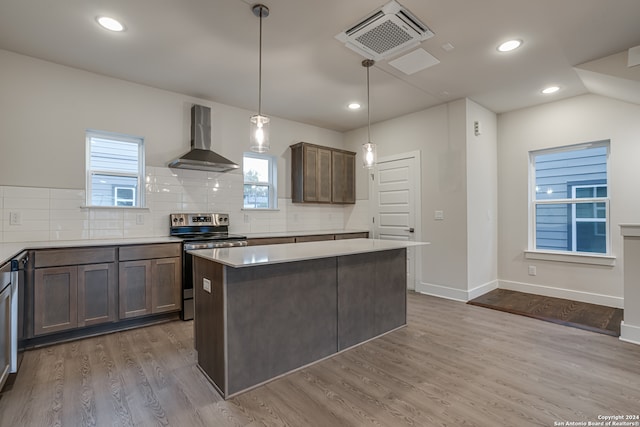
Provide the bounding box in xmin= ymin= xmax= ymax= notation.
xmin=524 ymin=250 xmax=616 ymax=266
xmin=241 ymin=208 xmax=280 ymax=212
xmin=81 ymin=206 xmax=150 ymax=211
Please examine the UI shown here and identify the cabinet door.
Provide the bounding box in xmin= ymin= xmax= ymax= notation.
xmin=317 ymin=147 xmax=332 ymax=202
xmin=119 ymin=260 xmax=152 ymax=319
xmin=332 ymin=151 xmax=355 ymax=204
xmin=302 ymin=145 xmax=319 ymax=201
xmin=34 ymin=266 xmax=78 ymax=335
xmin=332 ymin=151 xmax=346 ymax=203
xmin=343 ymin=152 xmax=356 ymax=204
xmin=77 ymin=263 xmax=116 ymax=327
xmin=151 ymin=257 xmax=181 ymax=314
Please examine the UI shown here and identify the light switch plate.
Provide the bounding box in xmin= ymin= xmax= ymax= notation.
xmin=203 ymin=278 xmax=211 ymax=293
xmin=434 ymin=210 xmax=444 ymax=220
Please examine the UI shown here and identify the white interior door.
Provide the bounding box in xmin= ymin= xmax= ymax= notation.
xmin=370 ymin=151 xmax=421 ymax=290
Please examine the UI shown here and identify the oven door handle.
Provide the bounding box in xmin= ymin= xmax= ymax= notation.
xmin=184 ymin=240 xmax=248 ymax=250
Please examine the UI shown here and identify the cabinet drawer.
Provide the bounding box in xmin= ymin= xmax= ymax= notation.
xmin=119 ymin=243 xmax=182 ymax=261
xmin=334 ymin=232 xmax=369 ymax=240
xmin=295 ymin=235 xmax=335 ymax=243
xmin=34 ymin=247 xmax=116 ymax=268
xmin=247 ymin=237 xmax=296 ymax=246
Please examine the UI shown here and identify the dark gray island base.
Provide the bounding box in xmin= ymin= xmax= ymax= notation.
xmin=192 ymin=246 xmax=407 ymax=398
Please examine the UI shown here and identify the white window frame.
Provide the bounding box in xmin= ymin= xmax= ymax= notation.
xmin=242 ymin=152 xmax=278 ymax=210
xmin=526 ymin=141 xmax=614 ymax=265
xmin=86 ymin=129 xmax=145 ymax=208
xmin=571 ymin=184 xmax=607 ymax=251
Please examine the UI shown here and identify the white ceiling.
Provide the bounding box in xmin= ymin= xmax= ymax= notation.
xmin=0 ymin=0 xmax=639 ymax=132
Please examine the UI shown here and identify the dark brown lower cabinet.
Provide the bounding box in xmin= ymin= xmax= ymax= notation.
xmin=78 ymin=263 xmax=116 ymax=327
xmin=152 ymin=258 xmax=181 ymax=314
xmin=118 ymin=257 xmax=181 ymax=319
xmin=34 ymin=263 xmax=116 ymax=336
xmin=118 ymin=260 xmax=152 ymax=319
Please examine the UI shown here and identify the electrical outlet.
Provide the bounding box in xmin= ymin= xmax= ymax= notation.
xmin=203 ymin=278 xmax=211 ymax=293
xmin=528 ymin=265 xmax=537 ymax=276
xmin=244 ymin=214 xmax=250 ymax=223
xmin=9 ymin=211 xmax=21 ymax=225
xmin=434 ymin=210 xmax=444 ymax=220
xmin=136 ymin=213 xmax=144 ymax=225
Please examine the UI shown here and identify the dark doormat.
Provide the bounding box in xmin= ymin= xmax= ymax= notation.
xmin=468 ymin=289 xmax=623 ymax=336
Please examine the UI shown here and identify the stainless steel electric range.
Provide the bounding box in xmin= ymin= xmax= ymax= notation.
xmin=170 ymin=213 xmax=247 ymax=320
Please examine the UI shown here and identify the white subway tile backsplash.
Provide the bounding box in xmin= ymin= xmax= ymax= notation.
xmin=90 ymin=228 xmax=124 ymax=240
xmin=4 ymin=230 xmax=50 ymax=243
xmin=50 ymin=209 xmax=89 ymax=221
xmin=0 ymin=166 xmax=367 ymax=243
xmin=50 ymin=188 xmax=85 ymax=200
xmin=50 ymin=229 xmax=90 ymax=241
xmin=3 ymin=197 xmax=50 ymax=210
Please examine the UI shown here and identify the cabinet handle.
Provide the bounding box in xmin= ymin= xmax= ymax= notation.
xmin=406 ymin=228 xmax=415 ymax=233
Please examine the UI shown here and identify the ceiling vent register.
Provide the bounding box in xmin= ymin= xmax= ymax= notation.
xmin=335 ymin=0 xmax=434 ymax=61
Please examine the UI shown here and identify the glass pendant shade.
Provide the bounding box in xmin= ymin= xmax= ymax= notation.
xmin=250 ymin=114 xmax=270 ymax=153
xmin=362 ymin=142 xmax=376 ymax=169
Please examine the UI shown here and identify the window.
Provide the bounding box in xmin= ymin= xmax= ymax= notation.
xmin=86 ymin=130 xmax=145 ymax=207
xmin=243 ymin=152 xmax=277 ymax=209
xmin=529 ymin=141 xmax=609 ymax=255
xmin=114 ymin=187 xmax=136 ymax=207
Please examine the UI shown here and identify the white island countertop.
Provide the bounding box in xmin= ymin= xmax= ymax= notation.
xmin=189 ymin=238 xmax=429 ymax=268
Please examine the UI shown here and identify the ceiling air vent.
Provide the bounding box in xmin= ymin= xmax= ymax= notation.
xmin=335 ymin=0 xmax=434 ymax=61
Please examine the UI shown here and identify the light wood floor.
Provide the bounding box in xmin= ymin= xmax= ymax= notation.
xmin=1 ymin=292 xmax=639 ymax=426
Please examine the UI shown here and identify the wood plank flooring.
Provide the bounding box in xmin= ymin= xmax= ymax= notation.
xmin=468 ymin=289 xmax=624 ymax=336
xmin=1 ymin=292 xmax=639 ymax=426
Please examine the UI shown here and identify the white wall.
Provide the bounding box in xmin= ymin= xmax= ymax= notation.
xmin=0 ymin=49 xmax=355 ymax=242
xmin=344 ymin=99 xmax=497 ymax=299
xmin=0 ymin=49 xmax=346 ymax=193
xmin=466 ymin=100 xmax=498 ymax=297
xmin=498 ymin=94 xmax=640 ymax=307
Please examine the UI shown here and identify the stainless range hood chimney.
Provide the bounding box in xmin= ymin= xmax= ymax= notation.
xmin=168 ymin=105 xmax=240 ymax=173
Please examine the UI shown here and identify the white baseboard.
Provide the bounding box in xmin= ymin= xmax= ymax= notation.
xmin=416 ymin=280 xmax=498 ymax=302
xmin=620 ymin=321 xmax=640 ymax=346
xmin=468 ymin=280 xmax=499 ymax=300
xmin=499 ymin=280 xmax=623 ymax=308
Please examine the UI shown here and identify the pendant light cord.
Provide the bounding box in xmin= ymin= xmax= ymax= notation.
xmin=362 ymin=59 xmax=374 ymax=143
xmin=366 ymin=63 xmax=371 ymax=142
xmin=258 ymin=7 xmax=263 ymax=117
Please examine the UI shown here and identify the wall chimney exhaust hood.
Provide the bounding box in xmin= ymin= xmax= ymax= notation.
xmin=168 ymin=104 xmax=239 ymax=173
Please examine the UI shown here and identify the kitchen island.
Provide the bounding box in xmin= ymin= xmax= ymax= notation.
xmin=189 ymin=238 xmax=427 ymax=398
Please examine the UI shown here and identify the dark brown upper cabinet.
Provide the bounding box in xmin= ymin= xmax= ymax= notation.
xmin=291 ymin=142 xmax=355 ymax=204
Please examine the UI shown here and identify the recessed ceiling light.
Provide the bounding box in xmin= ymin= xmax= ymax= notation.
xmin=96 ymin=16 xmax=125 ymax=32
xmin=348 ymin=103 xmax=361 ymax=110
xmin=497 ymin=39 xmax=522 ymax=52
xmin=542 ymin=86 xmax=560 ymax=94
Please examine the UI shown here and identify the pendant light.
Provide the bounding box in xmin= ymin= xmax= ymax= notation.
xmin=362 ymin=59 xmax=377 ymax=168
xmin=250 ymin=4 xmax=270 ymax=153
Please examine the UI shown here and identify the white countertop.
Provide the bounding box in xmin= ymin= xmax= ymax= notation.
xmin=189 ymin=238 xmax=429 ymax=268
xmin=243 ymin=229 xmax=368 ymax=239
xmin=0 ymin=237 xmax=182 ymax=265
xmin=0 ymin=230 xmax=370 ymax=265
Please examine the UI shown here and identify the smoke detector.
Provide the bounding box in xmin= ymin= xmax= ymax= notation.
xmin=335 ymin=0 xmax=434 ymax=61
